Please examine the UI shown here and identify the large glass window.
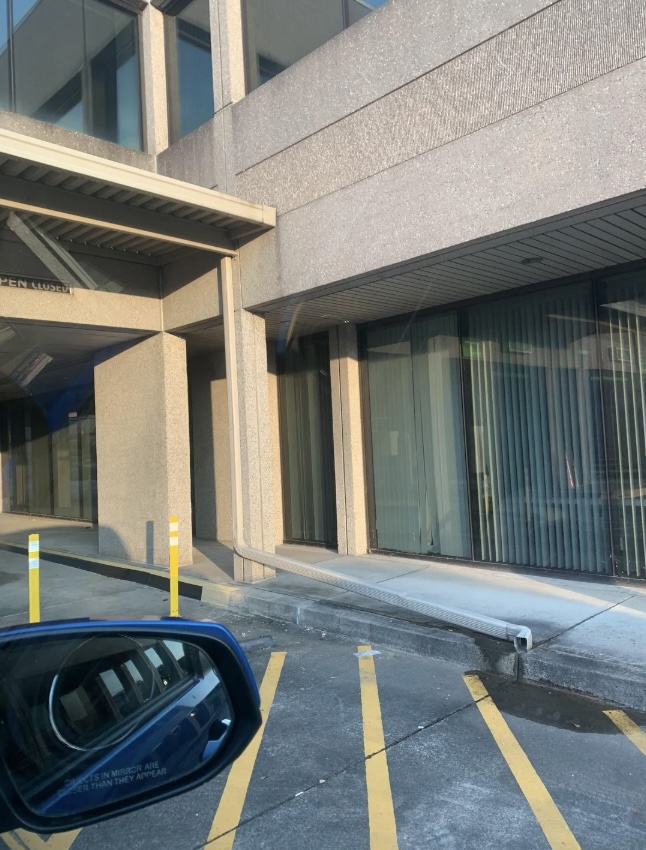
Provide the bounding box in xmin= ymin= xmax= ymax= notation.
xmin=243 ymin=0 xmax=388 ymax=92
xmin=0 ymin=388 xmax=97 ymax=521
xmin=0 ymin=0 xmax=141 ymax=148
xmin=365 ymin=314 xmax=470 ymax=557
xmin=278 ymin=334 xmax=337 ymax=546
xmin=463 ymin=285 xmax=609 ymax=573
xmin=166 ymin=0 xmax=214 ymax=143
xmin=361 ymin=274 xmax=646 ymax=577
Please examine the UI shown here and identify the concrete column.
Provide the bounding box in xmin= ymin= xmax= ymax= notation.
xmin=266 ymin=342 xmax=285 ymax=546
xmin=95 ymin=333 xmax=192 ymax=566
xmin=234 ymin=305 xmax=276 ymax=581
xmin=213 ymin=0 xmax=247 ymax=108
xmin=140 ymin=4 xmax=169 ymax=154
xmin=188 ymin=353 xmax=232 ymax=542
xmin=329 ymin=324 xmax=369 ymax=556
xmin=221 ymin=257 xmax=275 ymax=582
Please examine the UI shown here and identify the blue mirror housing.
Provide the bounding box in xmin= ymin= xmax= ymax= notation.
xmin=0 ymin=619 xmax=261 ymax=833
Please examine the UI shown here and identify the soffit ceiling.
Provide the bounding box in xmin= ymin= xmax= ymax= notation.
xmin=264 ymin=193 xmax=646 ymax=340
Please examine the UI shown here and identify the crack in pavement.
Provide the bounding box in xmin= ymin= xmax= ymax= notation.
xmin=194 ymin=676 xmax=515 ymax=850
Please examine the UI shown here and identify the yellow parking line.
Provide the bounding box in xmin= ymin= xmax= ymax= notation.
xmin=357 ymin=645 xmax=399 ymax=850
xmin=0 ymin=830 xmax=80 ymax=850
xmin=464 ymin=674 xmax=581 ymax=850
xmin=604 ymin=710 xmax=646 ymax=757
xmin=206 ymin=652 xmax=286 ymax=849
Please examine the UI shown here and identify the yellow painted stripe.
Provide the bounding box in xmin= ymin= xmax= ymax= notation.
xmin=0 ymin=832 xmax=25 ymax=850
xmin=357 ymin=645 xmax=399 ymax=850
xmin=2 ymin=828 xmax=81 ymax=850
xmin=206 ymin=652 xmax=286 ymax=849
xmin=464 ymin=675 xmax=581 ymax=850
xmin=604 ymin=709 xmax=646 ymax=757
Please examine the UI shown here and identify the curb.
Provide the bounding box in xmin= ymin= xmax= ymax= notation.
xmin=2 ymin=541 xmax=644 ymax=712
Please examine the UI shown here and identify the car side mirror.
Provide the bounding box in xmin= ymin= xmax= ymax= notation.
xmin=0 ymin=619 xmax=261 ymax=834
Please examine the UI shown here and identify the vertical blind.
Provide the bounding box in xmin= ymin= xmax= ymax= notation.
xmin=278 ymin=334 xmax=337 ymax=546
xmin=362 ymin=272 xmax=646 ymax=576
xmin=365 ymin=314 xmax=470 ymax=557
xmin=599 ymin=272 xmax=646 ymax=578
xmin=464 ymin=284 xmax=610 ymax=573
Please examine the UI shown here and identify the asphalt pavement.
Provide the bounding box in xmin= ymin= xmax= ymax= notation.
xmin=1 ymin=553 xmax=646 ymax=850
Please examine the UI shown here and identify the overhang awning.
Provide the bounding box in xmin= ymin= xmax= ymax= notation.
xmin=0 ymin=129 xmax=276 ymax=260
xmin=264 ymin=190 xmax=646 ymax=339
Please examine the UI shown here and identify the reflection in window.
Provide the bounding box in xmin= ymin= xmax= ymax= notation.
xmin=243 ymin=0 xmax=388 ymax=92
xmin=365 ymin=315 xmax=470 ymax=558
xmin=0 ymin=0 xmax=142 ymax=148
xmin=166 ymin=0 xmax=214 ymax=142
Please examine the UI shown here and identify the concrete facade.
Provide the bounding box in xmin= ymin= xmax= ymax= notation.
xmin=1 ymin=0 xmax=645 ymax=580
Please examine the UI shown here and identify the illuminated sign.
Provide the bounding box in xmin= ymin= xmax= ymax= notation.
xmin=0 ymin=275 xmax=70 ymax=294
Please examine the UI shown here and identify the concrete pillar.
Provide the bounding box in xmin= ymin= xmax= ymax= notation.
xmin=213 ymin=0 xmax=247 ymax=108
xmin=140 ymin=4 xmax=169 ymax=155
xmin=266 ymin=342 xmax=285 ymax=546
xmin=95 ymin=333 xmax=192 ymax=566
xmin=188 ymin=353 xmax=232 ymax=542
xmin=221 ymin=257 xmax=275 ymax=582
xmin=329 ymin=325 xmax=369 ymax=556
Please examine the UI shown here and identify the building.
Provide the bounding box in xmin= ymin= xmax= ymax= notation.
xmin=0 ymin=0 xmax=645 ymax=583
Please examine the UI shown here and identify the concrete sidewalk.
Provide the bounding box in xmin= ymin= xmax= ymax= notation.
xmin=0 ymin=515 xmax=645 ymax=711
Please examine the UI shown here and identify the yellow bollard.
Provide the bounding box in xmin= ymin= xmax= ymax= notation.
xmin=169 ymin=516 xmax=179 ymax=617
xmin=28 ymin=533 xmax=40 ymax=623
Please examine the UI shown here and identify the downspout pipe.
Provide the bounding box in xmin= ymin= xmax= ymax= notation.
xmin=220 ymin=258 xmax=533 ymax=652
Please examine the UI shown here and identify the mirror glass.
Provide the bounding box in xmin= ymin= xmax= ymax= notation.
xmin=0 ymin=632 xmax=233 ymax=817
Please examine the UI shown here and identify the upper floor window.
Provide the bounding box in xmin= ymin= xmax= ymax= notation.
xmin=243 ymin=0 xmax=388 ymax=92
xmin=0 ymin=0 xmax=142 ymax=149
xmin=166 ymin=0 xmax=214 ymax=143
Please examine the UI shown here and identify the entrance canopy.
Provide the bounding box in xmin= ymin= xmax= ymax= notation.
xmin=0 ymin=128 xmax=275 ymax=261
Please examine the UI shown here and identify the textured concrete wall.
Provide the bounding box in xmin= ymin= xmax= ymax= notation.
xmin=0 ymin=236 xmax=162 ymax=330
xmin=188 ymin=353 xmax=232 ymax=541
xmin=162 ymin=253 xmax=220 ymax=331
xmin=232 ymin=0 xmax=555 ymax=172
xmin=236 ymin=0 xmax=646 ymax=214
xmin=156 ymin=113 xmax=228 ymax=191
xmin=239 ymin=57 xmax=646 ymax=306
xmin=95 ymin=333 xmax=192 ymax=566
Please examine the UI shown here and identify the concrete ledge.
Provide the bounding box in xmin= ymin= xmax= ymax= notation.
xmin=4 ymin=541 xmax=644 ymax=711
xmin=519 ymin=646 xmax=646 ymax=714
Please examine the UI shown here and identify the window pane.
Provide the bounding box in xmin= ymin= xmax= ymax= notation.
xmin=278 ymin=334 xmax=337 ymax=546
xmin=0 ymin=0 xmax=9 ymax=110
xmin=12 ymin=0 xmax=141 ymax=148
xmin=1 ymin=387 xmax=97 ymax=521
xmin=365 ymin=314 xmax=470 ymax=557
xmin=597 ymin=269 xmax=646 ymax=578
xmin=167 ymin=0 xmax=214 ymax=142
xmin=244 ymin=0 xmax=344 ymax=92
xmin=85 ymin=0 xmax=142 ymax=147
xmin=366 ymin=324 xmax=419 ymax=553
xmin=13 ymin=0 xmax=85 ymax=130
xmin=463 ymin=284 xmax=610 ymax=573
